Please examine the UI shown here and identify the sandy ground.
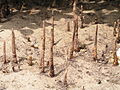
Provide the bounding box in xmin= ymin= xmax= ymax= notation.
xmin=0 ymin=1 xmax=120 ymax=90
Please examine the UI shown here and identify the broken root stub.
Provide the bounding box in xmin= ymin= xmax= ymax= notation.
xmin=12 ymin=62 xmax=20 ymax=72
xmin=63 ymin=70 xmax=68 ymax=87
xmin=113 ymin=60 xmax=119 ymax=66
xmin=46 ymin=61 xmax=49 ymax=67
xmin=27 ymin=37 xmax=31 ymax=42
xmin=67 ymin=21 xmax=70 ymax=31
xmin=116 ymin=39 xmax=120 ymax=43
xmin=41 ymin=68 xmax=45 ymax=73
xmin=80 ymin=44 xmax=86 ymax=49
xmin=113 ymin=53 xmax=119 ymax=66
xmin=92 ymin=47 xmax=97 ymax=61
xmin=28 ymin=56 xmax=33 ymax=66
xmin=69 ymin=48 xmax=74 ymax=60
xmin=49 ymin=65 xmax=55 ymax=77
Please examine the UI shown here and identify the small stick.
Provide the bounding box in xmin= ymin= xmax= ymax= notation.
xmin=41 ymin=20 xmax=46 ymax=73
xmin=3 ymin=41 xmax=7 ymax=64
xmin=49 ymin=10 xmax=55 ymax=77
xmin=113 ymin=37 xmax=119 ymax=66
xmin=93 ymin=25 xmax=98 ymax=61
xmin=67 ymin=21 xmax=70 ymax=31
xmin=28 ymin=56 xmax=33 ymax=66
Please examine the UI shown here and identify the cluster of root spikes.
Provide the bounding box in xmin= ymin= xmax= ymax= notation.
xmin=1 ymin=0 xmax=120 ymax=88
